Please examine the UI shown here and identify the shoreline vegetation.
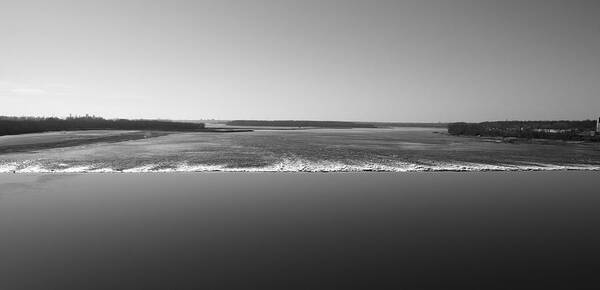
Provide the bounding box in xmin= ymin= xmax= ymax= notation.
xmin=0 ymin=116 xmax=206 ymax=136
xmin=0 ymin=116 xmax=252 ymax=137
xmin=0 ymin=116 xmax=254 ymax=152
xmin=448 ymin=120 xmax=600 ymax=142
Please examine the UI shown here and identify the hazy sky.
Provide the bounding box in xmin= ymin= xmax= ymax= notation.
xmin=1 ymin=0 xmax=599 ymax=122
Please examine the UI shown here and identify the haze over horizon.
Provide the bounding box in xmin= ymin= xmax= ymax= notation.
xmin=1 ymin=0 xmax=599 ymax=122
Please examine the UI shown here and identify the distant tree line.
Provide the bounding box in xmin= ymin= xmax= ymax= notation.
xmin=227 ymin=120 xmax=378 ymax=128
xmin=372 ymin=122 xmax=448 ymax=128
xmin=447 ymin=120 xmax=597 ymax=140
xmin=0 ymin=116 xmax=205 ymax=136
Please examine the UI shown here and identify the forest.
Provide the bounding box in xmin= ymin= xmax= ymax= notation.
xmin=447 ymin=120 xmax=598 ymax=141
xmin=0 ymin=116 xmax=206 ymax=136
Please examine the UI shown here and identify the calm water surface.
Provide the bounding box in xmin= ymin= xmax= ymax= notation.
xmin=1 ymin=172 xmax=599 ymax=289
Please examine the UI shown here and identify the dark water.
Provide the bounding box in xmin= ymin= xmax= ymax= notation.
xmin=1 ymin=172 xmax=599 ymax=289
xmin=2 ymin=128 xmax=600 ymax=172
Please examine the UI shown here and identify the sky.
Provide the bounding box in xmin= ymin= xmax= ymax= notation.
xmin=1 ymin=0 xmax=599 ymax=122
